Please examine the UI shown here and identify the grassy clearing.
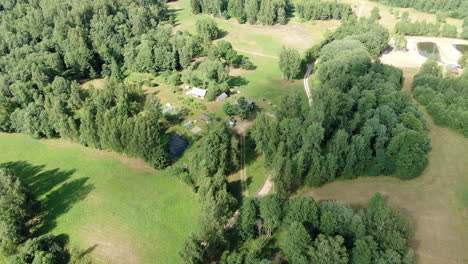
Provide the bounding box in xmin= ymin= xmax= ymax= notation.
xmin=297 ymin=68 xmax=468 ymax=264
xmin=169 ymin=0 xmax=338 ymax=106
xmin=341 ymin=0 xmax=464 ymax=32
xmin=0 ymin=133 xmax=200 ymax=264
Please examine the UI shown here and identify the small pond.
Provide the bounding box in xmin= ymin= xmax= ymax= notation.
xmin=417 ymin=42 xmax=439 ymax=58
xmin=455 ymin=44 xmax=468 ymax=54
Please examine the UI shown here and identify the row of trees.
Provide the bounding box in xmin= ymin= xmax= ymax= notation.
xmin=306 ymin=17 xmax=391 ymax=60
xmin=178 ymin=119 xmax=240 ymax=263
xmin=221 ymin=193 xmax=415 ymax=264
xmin=413 ymin=56 xmax=468 ymax=137
xmin=395 ymin=19 xmax=459 ymax=38
xmin=370 ymin=0 xmax=468 ymax=19
xmin=0 ymin=0 xmax=252 ymax=167
xmin=191 ymin=0 xmax=290 ymax=25
xmin=294 ymin=0 xmax=354 ymax=21
xmin=0 ymin=168 xmax=79 ymax=264
xmin=254 ymin=36 xmax=430 ymax=197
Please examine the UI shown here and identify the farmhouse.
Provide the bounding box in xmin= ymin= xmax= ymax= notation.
xmin=186 ymin=87 xmax=207 ymax=99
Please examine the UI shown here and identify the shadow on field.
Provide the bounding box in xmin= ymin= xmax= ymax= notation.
xmin=0 ymin=161 xmax=94 ymax=235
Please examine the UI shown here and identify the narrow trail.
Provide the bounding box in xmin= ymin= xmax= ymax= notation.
xmin=236 ymin=49 xmax=279 ymax=59
xmin=304 ymin=63 xmax=314 ymax=107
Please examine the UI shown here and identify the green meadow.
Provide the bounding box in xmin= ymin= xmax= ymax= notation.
xmin=0 ymin=133 xmax=199 ymax=263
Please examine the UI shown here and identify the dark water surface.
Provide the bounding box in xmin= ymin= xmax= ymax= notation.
xmin=417 ymin=42 xmax=439 ymax=58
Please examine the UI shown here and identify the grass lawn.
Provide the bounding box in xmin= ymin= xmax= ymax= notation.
xmin=296 ymin=68 xmax=468 ymax=264
xmin=0 ymin=133 xmax=200 ymax=264
xmin=169 ymin=0 xmax=337 ymax=106
xmin=341 ymin=0 xmax=464 ymax=32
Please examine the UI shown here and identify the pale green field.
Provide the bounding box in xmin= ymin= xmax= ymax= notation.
xmin=0 ymin=133 xmax=200 ymax=264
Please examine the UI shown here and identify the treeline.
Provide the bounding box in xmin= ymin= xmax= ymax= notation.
xmin=395 ymin=19 xmax=459 ymax=38
xmin=220 ymin=193 xmax=415 ymax=264
xmin=254 ymin=30 xmax=429 ymax=197
xmin=177 ymin=119 xmax=240 ymax=263
xmin=295 ymin=0 xmax=354 ymax=21
xmin=191 ymin=0 xmax=290 ymax=25
xmin=0 ymin=0 xmax=253 ymax=168
xmin=306 ymin=17 xmax=390 ymax=59
xmin=370 ymin=0 xmax=468 ymax=19
xmin=0 ymin=168 xmax=90 ymax=264
xmin=413 ymin=57 xmax=468 ymax=137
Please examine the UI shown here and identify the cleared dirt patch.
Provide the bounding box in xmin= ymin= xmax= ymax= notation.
xmin=81 ymin=224 xmax=141 ymax=264
xmin=381 ymin=36 xmax=468 ymax=68
xmin=81 ymin=78 xmax=106 ymax=90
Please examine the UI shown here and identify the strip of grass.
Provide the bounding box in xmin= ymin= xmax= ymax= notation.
xmin=0 ymin=133 xmax=200 ymax=264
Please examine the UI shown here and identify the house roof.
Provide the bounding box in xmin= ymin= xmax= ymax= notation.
xmin=199 ymin=113 xmax=211 ymax=120
xmin=186 ymin=88 xmax=207 ymax=98
xmin=183 ymin=121 xmax=193 ymax=127
xmin=216 ymin=92 xmax=228 ymax=101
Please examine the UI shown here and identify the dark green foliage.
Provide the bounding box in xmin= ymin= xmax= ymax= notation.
xmin=370 ymin=7 xmax=381 ymax=21
xmin=282 ymin=222 xmax=312 ymax=263
xmin=395 ymin=19 xmax=458 ymax=37
xmin=324 ymin=17 xmax=390 ymax=58
xmin=196 ymin=18 xmax=220 ymax=42
xmin=295 ymin=0 xmax=354 ymax=21
xmin=308 ymin=234 xmax=349 ymax=264
xmin=238 ymin=198 xmax=259 ymax=240
xmin=193 ymin=0 xmax=290 ymax=25
xmin=225 ymin=194 xmax=414 ymax=264
xmin=369 ymin=0 xmax=468 ymax=19
xmin=413 ymin=67 xmax=468 ymax=137
xmin=278 ymin=46 xmax=302 ymax=81
xmin=10 ymin=235 xmax=63 ymax=264
xmin=253 ymin=36 xmax=429 ymax=196
xmin=180 ymin=119 xmax=239 ymax=262
xmin=259 ymin=195 xmax=283 ymax=236
xmin=0 ymin=169 xmax=33 ymax=255
xmin=283 ymin=196 xmax=319 ymax=228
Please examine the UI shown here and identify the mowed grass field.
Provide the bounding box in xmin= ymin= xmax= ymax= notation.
xmin=297 ymin=69 xmax=468 ymax=264
xmin=169 ymin=0 xmax=340 ymax=106
xmin=0 ymin=133 xmax=200 ymax=264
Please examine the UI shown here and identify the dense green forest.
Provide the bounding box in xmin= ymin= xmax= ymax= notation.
xmin=0 ymin=0 xmax=253 ymax=168
xmin=190 ymin=0 xmax=355 ymax=24
xmin=221 ymin=193 xmax=415 ymax=264
xmin=253 ymin=18 xmax=430 ymax=197
xmin=177 ymin=119 xmax=240 ymax=263
xmin=191 ymin=0 xmax=290 ymax=24
xmin=395 ymin=18 xmax=459 ymax=38
xmin=294 ymin=0 xmax=354 ymax=22
xmin=370 ymin=0 xmax=468 ymax=19
xmin=413 ymin=57 xmax=468 ymax=137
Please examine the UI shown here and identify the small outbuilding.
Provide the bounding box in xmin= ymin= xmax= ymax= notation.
xmin=216 ymin=92 xmax=229 ymax=101
xmin=183 ymin=121 xmax=193 ymax=127
xmin=199 ymin=113 xmax=211 ymax=122
xmin=186 ymin=88 xmax=207 ymax=99
xmin=229 ymin=118 xmax=236 ymax=127
xmin=163 ymin=107 xmax=173 ymax=114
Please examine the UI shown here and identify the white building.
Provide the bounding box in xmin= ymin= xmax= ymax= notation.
xmin=186 ymin=87 xmax=207 ymax=99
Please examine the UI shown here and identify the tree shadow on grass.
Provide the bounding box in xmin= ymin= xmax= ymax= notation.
xmin=0 ymin=161 xmax=94 ymax=236
xmin=228 ymin=76 xmax=249 ymax=87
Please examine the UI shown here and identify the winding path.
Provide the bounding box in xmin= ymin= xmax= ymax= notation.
xmin=304 ymin=63 xmax=314 ymax=107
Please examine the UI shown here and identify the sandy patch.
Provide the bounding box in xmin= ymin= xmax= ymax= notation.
xmin=81 ymin=224 xmax=141 ymax=264
xmin=81 ymin=78 xmax=106 ymax=90
xmin=381 ymin=36 xmax=468 ymax=68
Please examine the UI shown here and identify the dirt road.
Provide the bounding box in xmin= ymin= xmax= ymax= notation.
xmin=304 ymin=63 xmax=314 ymax=107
